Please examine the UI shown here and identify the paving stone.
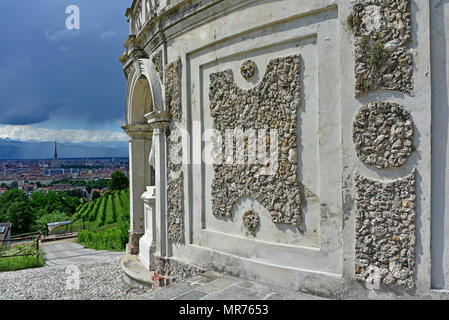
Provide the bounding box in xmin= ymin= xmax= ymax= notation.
xmin=174 ymin=290 xmax=209 ymax=300
xmin=264 ymin=291 xmax=323 ymax=300
xmin=41 ymin=240 xmax=124 ymax=267
xmin=197 ymin=276 xmax=238 ymax=294
xmin=201 ymin=283 xmax=270 ymax=300
xmin=197 ymin=271 xmax=220 ymax=283
xmin=136 ymin=281 xmax=202 ymax=300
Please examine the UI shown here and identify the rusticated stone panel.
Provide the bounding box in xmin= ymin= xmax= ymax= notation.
xmin=165 ymin=59 xmax=182 ymax=122
xmin=127 ymin=232 xmax=143 ymax=255
xmin=242 ymin=210 xmax=260 ymax=236
xmin=167 ymin=125 xmax=184 ymax=244
xmin=354 ymin=169 xmax=416 ymax=288
xmin=166 ymin=58 xmax=184 ymax=244
xmin=166 ymin=174 xmax=183 ymax=243
xmin=152 ymin=51 xmax=163 ymax=81
xmin=348 ymin=0 xmax=413 ymax=95
xmin=240 ymin=60 xmax=257 ymax=80
xmin=209 ymin=55 xmax=303 ymax=226
xmin=154 ymin=256 xmax=204 ymax=282
xmin=353 ymin=102 xmax=414 ymax=168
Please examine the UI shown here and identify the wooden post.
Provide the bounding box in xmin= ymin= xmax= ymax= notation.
xmin=36 ymin=234 xmax=40 ymax=264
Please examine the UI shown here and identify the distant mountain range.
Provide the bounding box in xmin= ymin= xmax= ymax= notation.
xmin=0 ymin=139 xmax=128 ymax=159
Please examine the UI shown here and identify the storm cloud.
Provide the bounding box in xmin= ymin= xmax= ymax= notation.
xmin=0 ymin=0 xmax=129 ymax=133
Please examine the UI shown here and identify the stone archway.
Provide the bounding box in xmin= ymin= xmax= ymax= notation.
xmin=130 ymin=76 xmax=153 ymax=124
xmin=122 ymin=58 xmax=163 ymax=255
xmin=125 ymin=59 xmax=164 ymax=125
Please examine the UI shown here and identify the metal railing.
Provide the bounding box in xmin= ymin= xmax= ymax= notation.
xmin=0 ymin=234 xmax=41 ymax=264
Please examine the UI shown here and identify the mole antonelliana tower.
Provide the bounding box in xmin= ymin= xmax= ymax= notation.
xmin=50 ymin=141 xmax=61 ymax=169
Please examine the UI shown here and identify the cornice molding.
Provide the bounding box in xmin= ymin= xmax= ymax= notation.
xmin=122 ymin=124 xmax=153 ymax=139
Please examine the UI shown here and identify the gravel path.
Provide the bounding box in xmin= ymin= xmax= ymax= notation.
xmin=0 ymin=256 xmax=151 ymax=300
xmin=0 ymin=239 xmax=325 ymax=300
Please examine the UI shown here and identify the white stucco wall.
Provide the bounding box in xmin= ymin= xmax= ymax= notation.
xmin=121 ymin=0 xmax=449 ymax=299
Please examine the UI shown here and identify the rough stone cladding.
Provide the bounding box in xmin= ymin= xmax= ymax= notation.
xmin=209 ymin=55 xmax=303 ymax=226
xmin=240 ymin=60 xmax=257 ymax=80
xmin=152 ymin=50 xmax=163 ymax=81
xmin=165 ymin=59 xmax=182 ymax=122
xmin=128 ymin=231 xmax=143 ymax=248
xmin=348 ymin=0 xmax=413 ymax=95
xmin=165 ymin=59 xmax=184 ymax=244
xmin=154 ymin=256 xmax=204 ymax=281
xmin=354 ymin=169 xmax=416 ymax=288
xmin=242 ymin=210 xmax=260 ymax=236
xmin=353 ymin=102 xmax=414 ymax=168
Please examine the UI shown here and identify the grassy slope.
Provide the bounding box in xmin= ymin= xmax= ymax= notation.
xmin=0 ymin=243 xmax=45 ymax=272
xmin=74 ymin=190 xmax=130 ymax=251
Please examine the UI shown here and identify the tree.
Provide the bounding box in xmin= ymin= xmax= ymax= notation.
xmin=0 ymin=189 xmax=34 ymax=234
xmin=62 ymin=195 xmax=82 ymax=214
xmin=34 ymin=211 xmax=71 ymax=234
xmin=91 ymin=190 xmax=101 ymax=200
xmin=108 ymin=170 xmax=129 ymax=191
xmin=0 ymin=188 xmax=81 ymax=235
xmin=6 ymin=202 xmax=34 ymax=235
xmin=86 ymin=179 xmax=108 ymax=193
xmin=0 ymin=189 xmax=28 ymax=206
xmin=66 ymin=189 xmax=86 ymax=198
xmin=29 ymin=190 xmax=80 ymax=216
xmin=9 ymin=181 xmax=18 ymax=189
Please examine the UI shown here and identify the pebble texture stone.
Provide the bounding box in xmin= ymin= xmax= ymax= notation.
xmin=353 ymin=102 xmax=414 ymax=168
xmin=0 ymin=256 xmax=150 ymax=300
xmin=167 ymin=126 xmax=184 ymax=244
xmin=154 ymin=256 xmax=204 ymax=282
xmin=152 ymin=50 xmax=163 ymax=81
xmin=242 ymin=210 xmax=260 ymax=235
xmin=348 ymin=0 xmax=413 ymax=95
xmin=128 ymin=231 xmax=143 ymax=249
xmin=354 ymin=169 xmax=416 ymax=288
xmin=240 ymin=60 xmax=257 ymax=80
xmin=209 ymin=55 xmax=303 ymax=226
xmin=165 ymin=59 xmax=182 ymax=122
xmin=165 ymin=59 xmax=185 ymax=244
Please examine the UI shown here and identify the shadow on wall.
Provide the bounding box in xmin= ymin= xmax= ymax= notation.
xmin=430 ymin=0 xmax=449 ymax=290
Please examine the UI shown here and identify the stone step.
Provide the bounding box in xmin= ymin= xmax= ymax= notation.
xmin=121 ymin=254 xmax=155 ymax=289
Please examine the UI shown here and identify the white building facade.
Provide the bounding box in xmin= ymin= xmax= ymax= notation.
xmin=120 ymin=0 xmax=449 ymax=299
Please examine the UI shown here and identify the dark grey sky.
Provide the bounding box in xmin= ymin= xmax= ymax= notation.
xmin=0 ymin=0 xmax=130 ymax=142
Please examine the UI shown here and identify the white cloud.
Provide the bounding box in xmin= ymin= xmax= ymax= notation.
xmin=46 ymin=29 xmax=81 ymax=42
xmin=0 ymin=125 xmax=128 ymax=143
xmin=100 ymin=30 xmax=116 ymax=40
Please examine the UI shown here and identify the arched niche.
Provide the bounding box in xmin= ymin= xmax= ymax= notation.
xmin=131 ymin=76 xmax=153 ymax=124
xmin=125 ymin=58 xmax=164 ymax=126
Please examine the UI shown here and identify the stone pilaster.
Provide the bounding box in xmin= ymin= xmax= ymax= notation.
xmin=122 ymin=124 xmax=153 ymax=255
xmin=146 ymin=111 xmax=171 ymax=259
